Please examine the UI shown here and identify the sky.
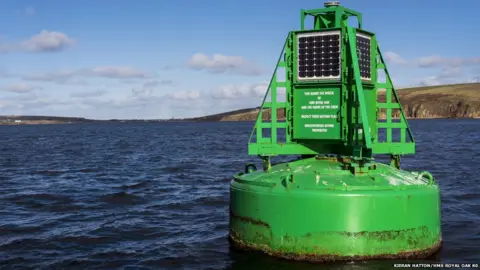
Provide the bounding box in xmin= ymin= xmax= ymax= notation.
xmin=0 ymin=0 xmax=479 ymax=120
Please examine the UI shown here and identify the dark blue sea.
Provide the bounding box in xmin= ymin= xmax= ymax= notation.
xmin=0 ymin=120 xmax=478 ymax=270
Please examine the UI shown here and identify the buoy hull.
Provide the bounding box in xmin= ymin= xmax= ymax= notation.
xmin=229 ymin=159 xmax=442 ymax=262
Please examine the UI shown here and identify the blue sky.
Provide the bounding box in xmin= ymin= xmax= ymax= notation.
xmin=0 ymin=0 xmax=479 ymax=119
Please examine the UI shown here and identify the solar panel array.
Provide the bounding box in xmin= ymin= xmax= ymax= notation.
xmin=356 ymin=34 xmax=371 ymax=80
xmin=297 ymin=31 xmax=341 ymax=80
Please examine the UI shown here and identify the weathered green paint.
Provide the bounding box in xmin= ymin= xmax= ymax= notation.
xmin=231 ymin=1 xmax=441 ymax=262
xmin=229 ymin=158 xmax=442 ymax=261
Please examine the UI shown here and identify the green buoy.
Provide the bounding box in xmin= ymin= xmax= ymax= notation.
xmin=229 ymin=1 xmax=442 ymax=262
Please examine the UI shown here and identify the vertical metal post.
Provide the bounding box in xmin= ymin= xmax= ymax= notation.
xmin=262 ymin=156 xmax=271 ymax=171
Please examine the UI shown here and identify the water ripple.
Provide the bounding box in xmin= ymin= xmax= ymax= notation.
xmin=0 ymin=120 xmax=478 ymax=269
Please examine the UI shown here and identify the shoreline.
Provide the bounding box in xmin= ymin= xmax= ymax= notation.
xmin=0 ymin=117 xmax=478 ymax=126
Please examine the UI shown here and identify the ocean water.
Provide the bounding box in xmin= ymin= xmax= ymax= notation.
xmin=0 ymin=120 xmax=478 ymax=269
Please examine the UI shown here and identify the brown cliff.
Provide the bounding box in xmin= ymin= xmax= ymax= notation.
xmin=378 ymin=83 xmax=480 ymax=118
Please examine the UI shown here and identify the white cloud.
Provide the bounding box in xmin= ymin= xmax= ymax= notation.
xmin=251 ymin=82 xmax=270 ymax=97
xmin=61 ymin=80 xmax=277 ymax=119
xmin=0 ymin=81 xmax=266 ymax=119
xmin=168 ymin=90 xmax=201 ymax=100
xmin=416 ymin=55 xmax=444 ymax=68
xmin=23 ymin=98 xmax=71 ymax=109
xmin=0 ymin=94 xmax=72 ymax=115
xmin=380 ymin=52 xmax=479 ymax=86
xmin=80 ymin=98 xmax=123 ymax=110
xmin=0 ymin=30 xmax=75 ymax=53
xmin=24 ymin=70 xmax=76 ymax=82
xmin=89 ymin=66 xmax=148 ymax=79
xmin=384 ymin=51 xmax=408 ymax=65
xmin=0 ymin=78 xmax=177 ymax=118
xmin=470 ymin=76 xmax=480 ymax=83
xmin=440 ymin=66 xmax=463 ymax=78
xmin=381 ymin=52 xmax=480 ymax=69
xmin=71 ymin=88 xmax=204 ymax=119
xmin=418 ymin=76 xmax=442 ymax=86
xmin=73 ymin=94 xmax=211 ymax=119
xmin=70 ymin=90 xmax=107 ymax=98
xmin=143 ymin=80 xmax=173 ymax=87
xmin=187 ymin=53 xmax=264 ymax=76
xmin=416 ymin=65 xmax=475 ymax=86
xmin=20 ymin=30 xmax=75 ymax=52
xmin=211 ymin=81 xmax=269 ymax=99
xmin=132 ymin=87 xmax=153 ymax=100
xmin=417 ymin=74 xmax=473 ymax=87
xmin=160 ymin=64 xmax=176 ymax=71
xmin=2 ymin=83 xmax=40 ymax=93
xmin=416 ymin=55 xmax=480 ymax=68
xmin=24 ymin=66 xmax=151 ymax=83
xmin=129 ymin=80 xmax=174 ymax=100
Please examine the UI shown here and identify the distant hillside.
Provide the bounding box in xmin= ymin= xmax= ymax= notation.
xmin=0 ymin=115 xmax=93 ymax=125
xmin=188 ymin=107 xmax=263 ymax=121
xmin=192 ymin=83 xmax=480 ymax=121
xmin=378 ymin=83 xmax=480 ymax=118
xmin=0 ymin=115 xmax=92 ymax=122
xmin=0 ymin=116 xmax=175 ymax=125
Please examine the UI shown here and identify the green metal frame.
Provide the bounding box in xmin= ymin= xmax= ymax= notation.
xmin=248 ymin=4 xmax=414 ymax=168
xmin=300 ymin=5 xmax=362 ymax=30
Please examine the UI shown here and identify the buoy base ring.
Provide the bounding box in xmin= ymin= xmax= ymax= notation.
xmin=228 ymin=234 xmax=442 ymax=262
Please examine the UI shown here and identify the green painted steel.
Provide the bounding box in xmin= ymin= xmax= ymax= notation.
xmin=293 ymin=87 xmax=342 ymax=140
xmin=230 ymin=1 xmax=441 ymax=262
xmin=247 ymin=3 xmax=414 ymax=167
xmin=230 ymin=158 xmax=441 ymax=261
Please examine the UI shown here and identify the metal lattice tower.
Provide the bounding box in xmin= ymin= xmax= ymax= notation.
xmin=248 ymin=2 xmax=414 ymax=170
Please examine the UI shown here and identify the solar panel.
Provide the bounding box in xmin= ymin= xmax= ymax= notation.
xmin=356 ymin=33 xmax=371 ymax=80
xmin=296 ymin=31 xmax=341 ymax=81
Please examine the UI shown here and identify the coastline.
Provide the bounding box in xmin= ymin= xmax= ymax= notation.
xmin=0 ymin=116 xmax=478 ymax=126
xmin=1 ymin=82 xmax=479 ymax=125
